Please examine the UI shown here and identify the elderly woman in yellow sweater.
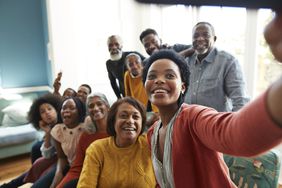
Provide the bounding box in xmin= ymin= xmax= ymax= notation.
xmin=77 ymin=97 xmax=156 ymax=188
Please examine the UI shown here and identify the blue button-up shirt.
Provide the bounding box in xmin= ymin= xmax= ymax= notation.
xmin=184 ymin=47 xmax=250 ymax=112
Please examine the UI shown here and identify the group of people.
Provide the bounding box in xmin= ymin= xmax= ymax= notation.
xmin=1 ymin=11 xmax=282 ymax=188
xmin=107 ymin=22 xmax=249 ymax=113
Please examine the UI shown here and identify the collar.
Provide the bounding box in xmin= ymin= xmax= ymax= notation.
xmin=193 ymin=47 xmax=217 ymax=64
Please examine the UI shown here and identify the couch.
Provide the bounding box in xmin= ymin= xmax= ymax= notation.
xmin=224 ymin=150 xmax=281 ymax=188
xmin=0 ymin=91 xmax=48 ymax=159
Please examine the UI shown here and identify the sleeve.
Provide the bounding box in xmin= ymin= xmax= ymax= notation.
xmin=224 ymin=57 xmax=250 ymax=111
xmin=172 ymin=44 xmax=192 ymax=52
xmin=40 ymin=143 xmax=56 ymax=159
xmin=77 ymin=142 xmax=102 ymax=188
xmin=106 ymin=61 xmax=122 ymax=99
xmin=124 ymin=71 xmax=131 ymax=97
xmin=57 ymin=133 xmax=87 ymax=188
xmin=50 ymin=124 xmax=62 ymax=143
xmin=188 ymin=92 xmax=282 ymax=157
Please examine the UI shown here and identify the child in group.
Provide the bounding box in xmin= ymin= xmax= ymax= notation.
xmin=142 ymin=47 xmax=282 ymax=187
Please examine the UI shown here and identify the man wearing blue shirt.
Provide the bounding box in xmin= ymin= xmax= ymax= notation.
xmin=184 ymin=22 xmax=249 ymax=112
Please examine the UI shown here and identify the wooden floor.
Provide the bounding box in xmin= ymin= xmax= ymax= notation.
xmin=0 ymin=154 xmax=33 ymax=187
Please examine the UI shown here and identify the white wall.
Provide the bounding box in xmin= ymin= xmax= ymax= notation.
xmin=46 ymin=0 xmax=150 ymax=100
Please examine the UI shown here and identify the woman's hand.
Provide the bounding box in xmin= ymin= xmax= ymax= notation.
xmin=264 ymin=11 xmax=282 ymax=62
xmin=39 ymin=120 xmax=51 ymax=133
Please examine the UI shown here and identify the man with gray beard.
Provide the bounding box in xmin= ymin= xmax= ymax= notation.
xmin=106 ymin=35 xmax=145 ymax=99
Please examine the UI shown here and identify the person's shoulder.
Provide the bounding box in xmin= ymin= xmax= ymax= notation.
xmin=137 ymin=134 xmax=151 ymax=149
xmin=124 ymin=70 xmax=130 ymax=77
xmin=80 ymin=131 xmax=94 ymax=140
xmin=51 ymin=123 xmax=64 ymax=132
xmin=88 ymin=136 xmax=110 ymax=150
xmin=146 ymin=121 xmax=158 ymax=138
xmin=172 ymin=43 xmax=192 ymax=52
xmin=138 ymin=133 xmax=147 ymax=141
xmin=93 ymin=136 xmax=110 ymax=145
xmin=179 ymin=103 xmax=217 ymax=119
xmin=215 ymin=48 xmax=237 ymax=61
xmin=106 ymin=59 xmax=113 ymax=66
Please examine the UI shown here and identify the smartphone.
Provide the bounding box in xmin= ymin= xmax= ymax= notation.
xmin=135 ymin=0 xmax=281 ymax=9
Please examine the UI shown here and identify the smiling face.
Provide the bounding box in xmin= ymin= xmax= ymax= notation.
xmin=114 ymin=102 xmax=142 ymax=148
xmin=63 ymin=88 xmax=76 ymax=99
xmin=141 ymin=33 xmax=162 ymax=56
xmin=61 ymin=98 xmax=80 ymax=128
xmin=108 ymin=36 xmax=123 ymax=60
xmin=126 ymin=55 xmax=143 ymax=77
xmin=88 ymin=96 xmax=109 ymax=122
xmin=192 ymin=23 xmax=216 ymax=56
xmin=77 ymin=86 xmax=91 ymax=103
xmin=39 ymin=103 xmax=57 ymax=125
xmin=145 ymin=59 xmax=185 ymax=110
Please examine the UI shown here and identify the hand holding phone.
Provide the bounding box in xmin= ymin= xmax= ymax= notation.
xmin=53 ymin=71 xmax=62 ymax=93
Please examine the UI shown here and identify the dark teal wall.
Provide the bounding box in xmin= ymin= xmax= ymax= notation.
xmin=0 ymin=0 xmax=51 ymax=88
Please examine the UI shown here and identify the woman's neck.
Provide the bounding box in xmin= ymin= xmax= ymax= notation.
xmin=95 ymin=118 xmax=107 ymax=133
xmin=158 ymin=104 xmax=179 ymax=128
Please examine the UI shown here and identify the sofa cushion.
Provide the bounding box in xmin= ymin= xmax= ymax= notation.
xmin=0 ymin=124 xmax=38 ymax=147
xmin=1 ymin=101 xmax=31 ymax=127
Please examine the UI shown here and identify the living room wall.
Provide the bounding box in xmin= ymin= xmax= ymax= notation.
xmin=0 ymin=0 xmax=51 ymax=89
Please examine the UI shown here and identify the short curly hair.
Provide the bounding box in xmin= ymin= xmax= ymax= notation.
xmin=139 ymin=28 xmax=158 ymax=42
xmin=142 ymin=49 xmax=190 ymax=106
xmin=107 ymin=97 xmax=146 ymax=137
xmin=28 ymin=93 xmax=62 ymax=130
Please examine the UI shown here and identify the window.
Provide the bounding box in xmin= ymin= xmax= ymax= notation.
xmin=47 ymin=1 xmax=278 ymax=100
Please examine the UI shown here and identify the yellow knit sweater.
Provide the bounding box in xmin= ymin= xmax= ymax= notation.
xmin=77 ymin=134 xmax=156 ymax=188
